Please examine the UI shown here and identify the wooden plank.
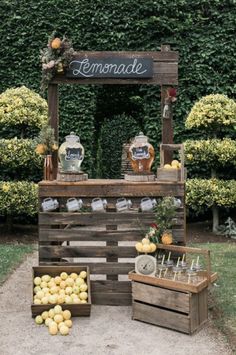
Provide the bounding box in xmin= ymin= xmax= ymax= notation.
xmin=39 ymin=245 xmax=137 ymax=259
xmin=39 ymin=212 xmax=184 ymax=226
xmin=132 ymin=301 xmax=190 ymax=333
xmin=38 ymin=262 xmax=135 ymax=275
xmin=31 ymin=303 xmax=90 ymax=317
xmin=92 ymin=292 xmax=132 ymax=305
xmin=190 ymin=293 xmax=199 ymax=333
xmin=39 ymin=229 xmax=143 ymax=242
xmin=129 ymin=272 xmax=208 ymax=294
xmin=198 ymin=288 xmax=208 ymax=325
xmin=156 ymin=244 xmax=210 ymax=256
xmin=91 ymin=280 xmax=131 ymax=293
xmin=38 ymin=180 xmax=185 ymax=197
xmin=106 ymin=225 xmax=118 ymax=281
xmin=132 ymin=282 xmax=190 ymax=313
xmin=48 ymin=84 xmax=59 ymax=179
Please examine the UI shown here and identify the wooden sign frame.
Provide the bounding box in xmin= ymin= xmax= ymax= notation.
xmin=47 ymin=45 xmax=179 ymax=176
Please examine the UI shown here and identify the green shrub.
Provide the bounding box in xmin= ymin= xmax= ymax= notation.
xmin=98 ymin=114 xmax=141 ymax=178
xmin=186 ymin=178 xmax=236 ymax=214
xmin=0 ymin=181 xmax=38 ymax=217
xmin=0 ymin=138 xmax=43 ymax=181
xmin=185 ymin=94 xmax=236 ymax=131
xmin=0 ymin=86 xmax=48 ymax=138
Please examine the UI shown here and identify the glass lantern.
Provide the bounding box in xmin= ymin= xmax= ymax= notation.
xmin=128 ymin=132 xmax=155 ymax=173
xmin=58 ymin=132 xmax=84 ymax=172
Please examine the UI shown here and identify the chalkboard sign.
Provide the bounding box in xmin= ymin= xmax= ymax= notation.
xmin=131 ymin=146 xmax=150 ymax=160
xmin=66 ymin=57 xmax=153 ymax=79
xmin=65 ymin=147 xmax=83 ymax=161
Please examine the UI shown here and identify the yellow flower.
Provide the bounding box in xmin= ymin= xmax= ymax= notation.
xmin=2 ymin=183 xmax=10 ymax=192
xmin=51 ymin=143 xmax=58 ymax=151
xmin=35 ymin=144 xmax=47 ymax=155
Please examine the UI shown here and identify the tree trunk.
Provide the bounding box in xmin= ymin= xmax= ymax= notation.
xmin=212 ymin=203 xmax=219 ymax=233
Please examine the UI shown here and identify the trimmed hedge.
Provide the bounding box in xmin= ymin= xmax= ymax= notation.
xmin=0 ymin=181 xmax=38 ymax=217
xmin=0 ymin=138 xmax=43 ymax=181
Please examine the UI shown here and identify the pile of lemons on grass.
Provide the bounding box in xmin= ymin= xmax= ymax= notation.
xmin=33 ymin=271 xmax=88 ymax=305
xmin=164 ymin=159 xmax=181 ymax=169
xmin=35 ymin=305 xmax=72 ymax=336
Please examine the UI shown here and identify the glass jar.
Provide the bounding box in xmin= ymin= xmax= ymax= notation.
xmin=128 ymin=132 xmax=155 ymax=173
xmin=58 ymin=132 xmax=84 ymax=172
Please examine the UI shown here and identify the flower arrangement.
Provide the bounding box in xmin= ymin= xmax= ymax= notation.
xmin=135 ymin=197 xmax=179 ymax=253
xmin=35 ymin=124 xmax=58 ymax=156
xmin=40 ymin=32 xmax=74 ymax=92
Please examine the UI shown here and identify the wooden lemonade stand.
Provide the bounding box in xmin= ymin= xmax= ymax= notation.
xmin=38 ymin=45 xmax=187 ymax=308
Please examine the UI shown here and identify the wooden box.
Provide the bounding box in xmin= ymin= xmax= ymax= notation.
xmin=157 ymin=143 xmax=186 ymax=182
xmin=129 ymin=244 xmax=217 ymax=334
xmin=131 ymin=279 xmax=208 ymax=334
xmin=31 ymin=265 xmax=91 ymax=317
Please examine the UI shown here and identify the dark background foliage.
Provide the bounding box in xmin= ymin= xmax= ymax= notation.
xmin=0 ymin=0 xmax=235 ymax=178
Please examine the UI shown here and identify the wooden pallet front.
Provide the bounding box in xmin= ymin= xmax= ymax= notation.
xmin=38 ymin=180 xmax=186 ymax=305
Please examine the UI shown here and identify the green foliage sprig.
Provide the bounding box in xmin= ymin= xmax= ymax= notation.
xmin=154 ymin=197 xmax=177 ymax=237
xmin=40 ymin=31 xmax=74 ymax=93
xmin=35 ymin=124 xmax=58 ymax=156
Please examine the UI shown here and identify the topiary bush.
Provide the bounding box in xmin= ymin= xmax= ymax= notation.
xmin=98 ymin=113 xmax=141 ymax=178
xmin=0 ymin=181 xmax=38 ymax=217
xmin=0 ymin=86 xmax=48 ymax=138
xmin=0 ymin=138 xmax=43 ymax=181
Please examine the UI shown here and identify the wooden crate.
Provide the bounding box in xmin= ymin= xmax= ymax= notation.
xmin=38 ymin=179 xmax=186 ymax=306
xmin=157 ymin=144 xmax=186 ymax=182
xmin=131 ymin=281 xmax=208 ymax=334
xmin=31 ymin=265 xmax=91 ymax=317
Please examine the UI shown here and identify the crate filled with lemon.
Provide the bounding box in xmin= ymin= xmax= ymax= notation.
xmin=31 ymin=266 xmax=91 ymax=317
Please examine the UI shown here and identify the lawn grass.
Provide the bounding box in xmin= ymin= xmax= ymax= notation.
xmin=191 ymin=242 xmax=236 ymax=350
xmin=0 ymin=244 xmax=34 ymax=284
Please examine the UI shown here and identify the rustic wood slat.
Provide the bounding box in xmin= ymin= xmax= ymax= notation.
xmin=92 ymin=293 xmax=132 ymax=305
xmin=39 ymin=229 xmax=143 ymax=242
xmin=132 ymin=282 xmax=190 ymax=313
xmin=39 ymin=245 xmax=137 ymax=259
xmin=132 ymin=301 xmax=190 ymax=333
xmin=38 ymin=180 xmax=185 ymax=197
xmin=39 ymin=212 xmax=184 ymax=226
xmin=91 ymin=280 xmax=131 ymax=293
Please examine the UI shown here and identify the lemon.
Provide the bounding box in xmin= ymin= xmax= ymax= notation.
xmin=41 ymin=311 xmax=49 ymax=320
xmin=135 ymin=242 xmax=143 ymax=253
xmin=62 ymin=310 xmax=71 ymax=320
xmin=58 ymin=321 xmax=65 ymax=329
xmin=79 ymin=284 xmax=88 ymax=292
xmin=48 ymin=309 xmax=55 ymax=318
xmin=59 ymin=289 xmax=66 ymax=295
xmin=49 ymin=295 xmax=57 ymax=304
xmin=79 ymin=271 xmax=87 ymax=279
xmin=35 ymin=315 xmax=43 ymax=325
xmin=70 ymin=293 xmax=77 ymax=301
xmin=179 ymin=162 xmax=182 ymax=168
xmin=171 ymin=159 xmax=179 ymax=167
xmin=50 ymin=286 xmax=59 ymax=295
xmin=164 ymin=164 xmax=172 ymax=168
xmin=150 ymin=243 xmax=157 ymax=253
xmin=142 ymin=238 xmax=150 ymax=245
xmin=41 ymin=274 xmax=51 ymax=283
xmin=36 ymin=290 xmax=45 ymax=300
xmin=48 ymin=281 xmax=56 ymax=289
xmin=33 ymin=299 xmax=41 ymax=305
xmin=70 ymin=273 xmax=78 ymax=280
xmin=65 ymin=287 xmax=73 ymax=295
xmin=72 ymin=285 xmax=80 ymax=294
xmin=80 ymin=300 xmax=87 ymax=304
xmin=34 ymin=277 xmax=41 ymax=286
xmin=54 ymin=276 xmax=61 ymax=285
xmin=57 ymin=295 xmax=65 ymax=304
xmin=59 ymin=325 xmax=69 ymax=336
xmin=142 ymin=244 xmax=151 ymax=253
xmin=49 ymin=324 xmax=58 ymax=335
xmin=60 ymin=281 xmax=66 ymax=289
xmin=41 ymin=296 xmax=49 ymax=305
xmin=64 ymin=319 xmax=72 ymax=328
xmin=40 ymin=281 xmax=48 ymax=289
xmin=65 ymin=278 xmax=74 ymax=287
xmin=73 ymin=297 xmax=80 ymax=304
xmin=79 ymin=291 xmax=88 ymax=301
xmin=60 ymin=272 xmax=68 ymax=280
xmin=42 ymin=287 xmax=50 ymax=294
xmin=65 ymin=295 xmax=72 ymax=304
xmin=54 ymin=305 xmax=62 ymax=314
xmin=34 ymin=286 xmax=41 ymax=294
xmin=54 ymin=314 xmax=64 ymax=324
xmin=75 ymin=277 xmax=84 ymax=287
xmin=45 ymin=318 xmax=53 ymax=327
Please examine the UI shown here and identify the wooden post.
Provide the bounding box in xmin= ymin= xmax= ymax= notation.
xmin=161 ymin=45 xmax=173 ymax=164
xmin=48 ymin=84 xmax=59 ymax=179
